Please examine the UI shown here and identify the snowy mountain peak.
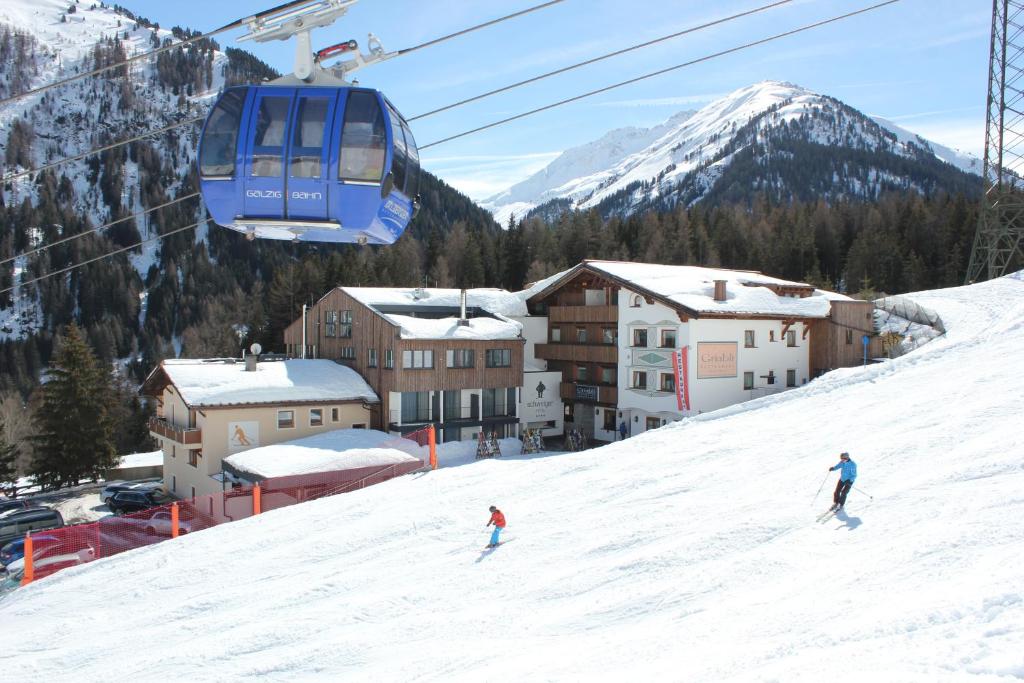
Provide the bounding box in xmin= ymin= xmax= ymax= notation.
xmin=483 ymin=80 xmax=980 ymax=224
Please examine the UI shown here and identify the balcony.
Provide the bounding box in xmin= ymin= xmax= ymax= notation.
xmin=560 ymin=382 xmax=617 ymax=405
xmin=549 ymin=305 xmax=618 ymax=323
xmin=148 ymin=417 xmax=202 ymax=446
xmin=535 ymin=343 xmax=617 ymax=364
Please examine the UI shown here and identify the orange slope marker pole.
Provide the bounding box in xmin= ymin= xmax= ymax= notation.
xmin=171 ymin=502 xmax=180 ymax=539
xmin=428 ymin=425 xmax=437 ymax=470
xmin=253 ymin=484 xmax=261 ymax=515
xmin=20 ymin=534 xmax=33 ymax=586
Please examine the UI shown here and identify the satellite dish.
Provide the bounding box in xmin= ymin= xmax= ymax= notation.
xmin=250 ymin=343 xmax=262 ymax=356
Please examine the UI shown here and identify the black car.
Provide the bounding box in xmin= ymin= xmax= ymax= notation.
xmin=0 ymin=499 xmax=31 ymax=515
xmin=106 ymin=490 xmax=169 ymax=515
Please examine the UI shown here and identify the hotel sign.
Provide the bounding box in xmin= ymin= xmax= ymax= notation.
xmin=696 ymin=342 xmax=737 ymax=378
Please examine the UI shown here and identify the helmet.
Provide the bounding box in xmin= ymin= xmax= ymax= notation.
xmin=489 ymin=505 xmax=497 ymax=512
xmin=840 ymin=452 xmax=850 ymax=459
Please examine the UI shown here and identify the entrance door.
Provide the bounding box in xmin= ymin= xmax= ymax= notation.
xmin=576 ymin=403 xmax=595 ymax=439
xmin=243 ymin=89 xmax=294 ymax=218
xmin=285 ymin=94 xmax=333 ymax=220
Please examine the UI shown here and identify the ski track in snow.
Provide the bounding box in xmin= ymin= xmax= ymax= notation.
xmin=0 ymin=277 xmax=1022 ymax=680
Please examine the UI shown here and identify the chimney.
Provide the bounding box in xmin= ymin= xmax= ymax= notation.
xmin=713 ymin=280 xmax=727 ymax=302
xmin=458 ymin=288 xmax=470 ymax=327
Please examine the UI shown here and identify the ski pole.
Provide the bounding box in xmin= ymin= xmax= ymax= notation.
xmin=811 ymin=472 xmax=830 ymax=507
xmin=853 ymin=485 xmax=874 ymax=500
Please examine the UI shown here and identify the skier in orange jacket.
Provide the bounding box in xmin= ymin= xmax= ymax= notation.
xmin=486 ymin=506 xmax=506 ymax=548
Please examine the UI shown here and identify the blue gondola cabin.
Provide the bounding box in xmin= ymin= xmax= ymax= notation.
xmin=199 ymin=86 xmax=420 ymax=244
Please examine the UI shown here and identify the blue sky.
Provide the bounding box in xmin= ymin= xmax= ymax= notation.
xmin=121 ymin=0 xmax=991 ymax=200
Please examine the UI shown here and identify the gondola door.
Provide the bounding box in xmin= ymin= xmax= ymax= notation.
xmin=243 ymin=88 xmax=294 ymax=218
xmin=285 ymin=93 xmax=334 ymax=221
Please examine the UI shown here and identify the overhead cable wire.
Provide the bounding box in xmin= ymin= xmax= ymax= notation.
xmin=0 ymin=221 xmax=201 ymax=297
xmin=396 ymin=0 xmax=567 ymax=56
xmin=0 ymin=0 xmax=317 ymax=108
xmin=2 ymin=116 xmax=206 ymax=184
xmin=0 ymin=192 xmax=201 ymax=267
xmin=419 ymin=0 xmax=901 ymax=150
xmin=409 ymin=0 xmax=794 ymax=121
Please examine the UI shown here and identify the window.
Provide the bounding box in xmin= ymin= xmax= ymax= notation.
xmin=403 ymin=349 xmax=434 ymax=368
xmin=340 ymin=347 xmax=355 ymax=360
xmin=339 ymin=310 xmax=352 ymax=338
xmin=660 ymin=373 xmax=675 ymax=392
xmin=744 ymin=330 xmax=755 ymax=348
xmin=368 ymin=348 xmax=378 ymax=367
xmin=188 ymin=451 xmax=199 ymax=468
xmin=632 ymin=328 xmax=648 ymax=347
xmin=486 ymin=349 xmax=511 ymax=367
xmin=331 ymin=407 xmax=340 ymax=422
xmin=770 ymin=330 xmax=776 ymax=342
xmin=600 ymin=367 xmax=615 ymax=384
xmin=310 ymin=409 xmax=323 ymax=427
xmin=576 ymin=327 xmax=587 ymax=343
xmin=743 ymin=372 xmax=754 ymax=390
xmin=632 ymin=371 xmax=648 ymax=389
xmin=401 ymin=119 xmax=420 ymax=196
xmin=787 ymin=369 xmax=796 ymax=387
xmin=385 ymin=349 xmax=394 ymax=368
xmin=172 ymin=475 xmax=176 ymax=493
xmin=278 ymin=410 xmax=295 ymax=429
xmin=340 ymin=90 xmax=386 ymax=182
xmin=602 ymin=328 xmax=616 ymax=345
xmin=401 ymin=391 xmax=430 ymax=422
xmin=576 ymin=365 xmax=588 ymax=381
xmin=845 ymin=329 xmax=854 ymax=345
xmin=251 ymin=96 xmax=290 ymax=177
xmin=630 ymin=294 xmax=643 ymax=308
xmin=351 ymin=423 xmax=367 ymax=429
xmin=550 ymin=327 xmax=562 ymax=343
xmin=646 ymin=417 xmax=661 ymax=431
xmin=787 ymin=330 xmax=797 ymax=347
xmin=603 ymin=410 xmax=616 ymax=431
xmin=660 ymin=329 xmax=677 ymax=348
xmin=199 ymin=87 xmax=246 ymax=177
xmin=325 ymin=310 xmax=337 ymax=337
xmin=386 ymin=103 xmax=409 ymax=192
xmin=446 ymin=349 xmax=475 ymax=368
xmin=171 ymin=445 xmax=176 ymax=459
xmin=290 ymin=96 xmax=329 ymax=178
xmin=482 ymin=388 xmax=516 ymax=418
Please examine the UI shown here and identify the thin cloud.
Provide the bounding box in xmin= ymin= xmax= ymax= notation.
xmin=596 ymin=93 xmax=727 ymax=108
xmin=879 ymin=106 xmax=984 ymax=122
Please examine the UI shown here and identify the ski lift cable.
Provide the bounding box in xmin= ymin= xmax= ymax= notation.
xmin=408 ymin=0 xmax=794 ymax=121
xmin=0 ymin=0 xmax=322 ymax=109
xmin=0 ymin=221 xmax=202 ymax=298
xmin=395 ymin=0 xmax=567 ymax=56
xmin=0 ymin=192 xmax=201 ymax=267
xmin=419 ymin=0 xmax=901 ymax=150
xmin=2 ymin=116 xmax=206 ymax=185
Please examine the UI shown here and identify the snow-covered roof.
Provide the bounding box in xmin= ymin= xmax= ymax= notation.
xmin=341 ymin=287 xmax=527 ymax=317
xmin=537 ymin=260 xmax=848 ymax=318
xmin=384 ymin=314 xmax=521 ymax=340
xmin=154 ymin=359 xmax=379 ymax=407
xmin=223 ymin=428 xmax=420 ymax=479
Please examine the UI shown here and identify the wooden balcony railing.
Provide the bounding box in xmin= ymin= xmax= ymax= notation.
xmin=560 ymin=382 xmax=617 ymax=405
xmin=549 ymin=305 xmax=618 ymax=323
xmin=535 ymin=343 xmax=617 ymax=364
xmin=148 ymin=417 xmax=202 ymax=446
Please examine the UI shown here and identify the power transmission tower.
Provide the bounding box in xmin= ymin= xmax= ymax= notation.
xmin=967 ymin=0 xmax=1024 ymax=283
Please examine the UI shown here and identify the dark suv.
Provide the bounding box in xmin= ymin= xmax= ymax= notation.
xmin=106 ymin=490 xmax=168 ymax=515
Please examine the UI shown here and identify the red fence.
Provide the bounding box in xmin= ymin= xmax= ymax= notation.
xmin=12 ymin=428 xmax=436 ymax=587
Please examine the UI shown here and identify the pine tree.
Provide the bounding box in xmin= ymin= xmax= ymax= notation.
xmin=30 ymin=323 xmax=118 ymax=490
xmin=0 ymin=418 xmax=18 ymax=492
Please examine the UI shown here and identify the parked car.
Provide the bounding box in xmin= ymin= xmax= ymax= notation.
xmin=0 ymin=508 xmax=64 ymax=548
xmin=106 ymin=490 xmax=169 ymax=515
xmin=100 ymin=480 xmax=164 ymax=505
xmin=143 ymin=510 xmax=191 ymax=536
xmin=5 ymin=540 xmax=96 ymax=581
xmin=0 ymin=534 xmax=62 ymax=569
xmin=0 ymin=498 xmax=31 ymax=515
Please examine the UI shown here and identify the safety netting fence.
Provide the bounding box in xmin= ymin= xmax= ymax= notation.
xmin=12 ymin=426 xmax=436 ymax=587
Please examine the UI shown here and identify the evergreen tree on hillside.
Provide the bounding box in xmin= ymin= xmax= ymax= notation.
xmin=30 ymin=323 xmax=118 ymax=490
xmin=0 ymin=418 xmax=18 ymax=492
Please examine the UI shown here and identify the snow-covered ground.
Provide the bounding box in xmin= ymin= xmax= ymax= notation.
xmin=1 ymin=273 xmax=1023 ymax=680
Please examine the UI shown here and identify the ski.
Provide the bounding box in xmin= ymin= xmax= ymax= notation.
xmin=816 ymin=507 xmax=837 ymax=523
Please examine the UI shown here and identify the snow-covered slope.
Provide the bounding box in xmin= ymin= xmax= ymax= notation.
xmin=483 ymin=81 xmax=982 ymax=223
xmin=2 ymin=273 xmax=1023 ymax=680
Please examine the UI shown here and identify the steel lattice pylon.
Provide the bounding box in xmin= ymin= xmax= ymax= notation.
xmin=967 ymin=0 xmax=1024 ymax=283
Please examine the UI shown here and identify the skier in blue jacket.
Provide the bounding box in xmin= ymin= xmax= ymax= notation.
xmin=829 ymin=452 xmax=857 ymax=511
